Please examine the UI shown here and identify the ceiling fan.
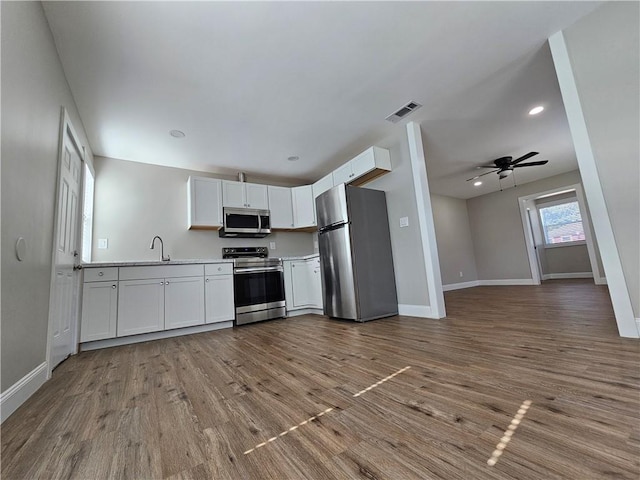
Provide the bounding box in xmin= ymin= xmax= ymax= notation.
xmin=466 ymin=152 xmax=548 ymax=181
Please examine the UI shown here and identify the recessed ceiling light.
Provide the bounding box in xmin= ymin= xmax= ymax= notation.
xmin=169 ymin=129 xmax=185 ymax=138
xmin=473 ymin=181 xmax=482 ymax=186
xmin=287 ymin=156 xmax=299 ymax=162
xmin=528 ymin=106 xmax=544 ymax=115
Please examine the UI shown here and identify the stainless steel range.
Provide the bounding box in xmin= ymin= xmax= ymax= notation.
xmin=222 ymin=247 xmax=286 ymax=325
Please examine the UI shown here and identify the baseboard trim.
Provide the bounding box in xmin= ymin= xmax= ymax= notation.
xmin=541 ymin=272 xmax=593 ymax=280
xmin=1 ymin=362 xmax=48 ymax=423
xmin=479 ymin=279 xmax=536 ymax=286
xmin=398 ymin=304 xmax=438 ymax=319
xmin=443 ymin=280 xmax=481 ymax=292
xmin=80 ymin=321 xmax=234 ymax=351
xmin=286 ymin=308 xmax=324 ymax=317
xmin=596 ymin=277 xmax=607 ymax=285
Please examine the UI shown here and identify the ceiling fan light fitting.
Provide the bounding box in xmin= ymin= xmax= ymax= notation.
xmin=499 ymin=169 xmax=513 ymax=179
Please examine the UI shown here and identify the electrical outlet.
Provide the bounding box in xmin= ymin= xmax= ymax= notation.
xmin=399 ymin=216 xmax=409 ymax=228
xmin=269 ymin=241 xmax=276 ymax=250
xmin=98 ymin=238 xmax=108 ymax=249
xmin=459 ymin=271 xmax=464 ymax=278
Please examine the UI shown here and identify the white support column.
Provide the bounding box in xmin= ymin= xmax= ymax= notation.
xmin=406 ymin=122 xmax=446 ymax=318
xmin=549 ymin=31 xmax=638 ymax=338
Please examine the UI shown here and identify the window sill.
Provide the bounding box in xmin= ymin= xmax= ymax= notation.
xmin=544 ymin=241 xmax=586 ymax=249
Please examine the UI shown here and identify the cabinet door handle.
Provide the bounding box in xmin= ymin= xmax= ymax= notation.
xmin=98 ymin=271 xmax=104 ymax=276
xmin=218 ymin=267 xmax=222 ymax=271
xmin=160 ymin=281 xmax=164 ymax=285
xmin=112 ymin=284 xmax=117 ymax=289
xmin=165 ymin=281 xmax=170 ymax=285
xmin=205 ymin=278 xmax=209 ymax=283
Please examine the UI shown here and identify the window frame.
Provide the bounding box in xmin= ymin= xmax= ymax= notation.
xmin=537 ymin=197 xmax=587 ymax=249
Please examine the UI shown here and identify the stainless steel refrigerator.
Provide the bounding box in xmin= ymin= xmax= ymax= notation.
xmin=316 ymin=184 xmax=398 ymax=321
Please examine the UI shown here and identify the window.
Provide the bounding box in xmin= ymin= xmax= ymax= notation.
xmin=538 ymin=200 xmax=585 ymax=246
xmin=81 ymin=163 xmax=95 ymax=263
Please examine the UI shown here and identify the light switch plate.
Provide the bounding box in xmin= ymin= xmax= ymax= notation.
xmin=399 ymin=217 xmax=409 ymax=228
xmin=98 ymin=238 xmax=108 ymax=249
xmin=269 ymin=241 xmax=276 ymax=250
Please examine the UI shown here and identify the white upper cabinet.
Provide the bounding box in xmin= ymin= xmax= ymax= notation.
xmin=313 ymin=173 xmax=334 ymax=199
xmin=187 ymin=146 xmax=390 ymax=232
xmin=222 ymin=181 xmax=245 ymax=208
xmin=245 ymin=183 xmax=269 ymax=209
xmin=187 ymin=176 xmax=223 ymax=229
xmin=332 ymin=162 xmax=353 ymax=186
xmin=332 ymin=147 xmax=391 ymax=186
xmin=292 ymin=185 xmax=316 ymax=228
xmin=268 ymin=186 xmax=294 ymax=229
xmin=222 ymin=181 xmax=269 ymax=209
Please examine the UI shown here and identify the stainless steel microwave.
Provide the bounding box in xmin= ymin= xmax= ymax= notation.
xmin=219 ymin=207 xmax=271 ymax=238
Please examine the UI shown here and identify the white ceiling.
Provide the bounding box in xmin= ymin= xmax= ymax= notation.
xmin=43 ymin=1 xmax=601 ymax=198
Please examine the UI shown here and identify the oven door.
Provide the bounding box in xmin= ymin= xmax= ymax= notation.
xmin=234 ymin=266 xmax=285 ymax=314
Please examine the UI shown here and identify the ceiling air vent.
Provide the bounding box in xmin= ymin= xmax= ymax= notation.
xmin=385 ymin=101 xmax=422 ymax=123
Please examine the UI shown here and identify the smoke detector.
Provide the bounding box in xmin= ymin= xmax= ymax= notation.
xmin=385 ymin=101 xmax=422 ymax=123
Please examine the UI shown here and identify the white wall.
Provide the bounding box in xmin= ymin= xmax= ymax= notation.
xmin=1 ymin=2 xmax=91 ymax=391
xmin=92 ymin=157 xmax=315 ymax=261
xmin=430 ymin=194 xmax=478 ymax=285
xmin=467 ymin=170 xmax=586 ymax=281
xmin=367 ymin=128 xmax=431 ymax=309
xmin=562 ymin=2 xmax=639 ymax=317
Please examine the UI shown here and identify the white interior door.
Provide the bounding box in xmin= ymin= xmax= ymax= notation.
xmin=49 ymin=111 xmax=84 ymax=371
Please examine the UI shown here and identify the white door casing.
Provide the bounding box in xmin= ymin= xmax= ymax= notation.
xmin=518 ymin=184 xmax=602 ymax=288
xmin=47 ymin=109 xmax=84 ymax=374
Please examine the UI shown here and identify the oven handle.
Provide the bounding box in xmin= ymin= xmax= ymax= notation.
xmin=234 ymin=266 xmax=284 ymax=274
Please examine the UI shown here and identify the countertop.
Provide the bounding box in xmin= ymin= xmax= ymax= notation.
xmin=83 ymin=253 xmax=319 ymax=268
xmin=83 ymin=258 xmax=235 ymax=268
xmin=280 ymin=253 xmax=319 ymax=261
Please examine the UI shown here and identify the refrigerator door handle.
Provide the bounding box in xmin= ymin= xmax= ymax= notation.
xmin=319 ymin=221 xmax=349 ymax=234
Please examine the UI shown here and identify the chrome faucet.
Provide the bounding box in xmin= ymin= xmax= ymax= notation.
xmin=150 ymin=235 xmax=170 ymax=261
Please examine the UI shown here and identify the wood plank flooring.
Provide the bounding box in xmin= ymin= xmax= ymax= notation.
xmin=2 ymin=280 xmax=639 ymax=479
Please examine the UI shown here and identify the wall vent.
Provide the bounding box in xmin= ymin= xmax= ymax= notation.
xmin=385 ymin=101 xmax=422 ymax=123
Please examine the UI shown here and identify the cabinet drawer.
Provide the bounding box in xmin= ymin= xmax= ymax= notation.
xmin=205 ymin=263 xmax=233 ymax=276
xmin=84 ymin=267 xmax=118 ymax=282
xmin=119 ymin=264 xmax=204 ymax=280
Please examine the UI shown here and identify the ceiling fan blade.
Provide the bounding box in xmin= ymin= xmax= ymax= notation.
xmin=513 ymin=160 xmax=549 ymax=168
xmin=466 ymin=169 xmax=498 ymax=181
xmin=511 ymin=151 xmax=539 ymax=165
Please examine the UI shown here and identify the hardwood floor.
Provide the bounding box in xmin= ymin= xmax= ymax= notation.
xmin=2 ymin=280 xmax=639 ymax=479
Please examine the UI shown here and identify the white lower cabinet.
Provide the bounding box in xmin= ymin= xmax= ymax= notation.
xmin=308 ymin=258 xmax=322 ymax=308
xmin=165 ymin=276 xmax=205 ymax=330
xmin=117 ymin=278 xmax=165 ymax=336
xmin=82 ymin=263 xmax=233 ymax=345
xmin=284 ymin=257 xmax=323 ymax=312
xmin=205 ymin=275 xmax=235 ymax=323
xmin=291 ymin=260 xmax=311 ymax=307
xmin=81 ymin=281 xmax=118 ymax=342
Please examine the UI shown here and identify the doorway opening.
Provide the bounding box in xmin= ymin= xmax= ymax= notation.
xmin=518 ymin=183 xmax=605 ymax=286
